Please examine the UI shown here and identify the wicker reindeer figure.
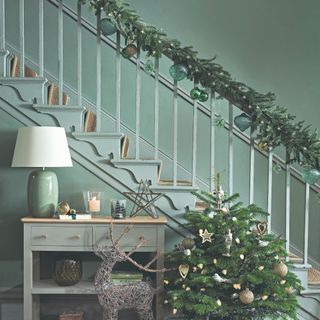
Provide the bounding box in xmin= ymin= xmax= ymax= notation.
xmin=94 ymin=223 xmax=166 ymax=320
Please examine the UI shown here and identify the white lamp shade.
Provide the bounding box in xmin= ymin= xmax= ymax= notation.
xmin=11 ymin=126 xmax=73 ymax=168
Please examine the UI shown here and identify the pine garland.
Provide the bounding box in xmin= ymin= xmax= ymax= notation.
xmin=81 ymin=0 xmax=320 ymax=172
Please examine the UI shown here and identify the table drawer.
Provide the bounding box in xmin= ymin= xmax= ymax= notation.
xmin=31 ymin=226 xmax=93 ymax=247
xmin=94 ymin=225 xmax=157 ymax=249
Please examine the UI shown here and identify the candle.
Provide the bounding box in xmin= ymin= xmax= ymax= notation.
xmin=88 ymin=196 xmax=100 ymax=212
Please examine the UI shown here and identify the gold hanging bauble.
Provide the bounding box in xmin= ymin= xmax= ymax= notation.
xmin=178 ymin=264 xmax=189 ymax=279
xmin=273 ymin=261 xmax=288 ymax=277
xmin=239 ymin=288 xmax=255 ymax=304
xmin=182 ymin=237 xmax=195 ymax=249
xmin=258 ymin=141 xmax=269 ymax=152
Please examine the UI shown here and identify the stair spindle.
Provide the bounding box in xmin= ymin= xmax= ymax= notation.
xmin=285 ymin=151 xmax=291 ymax=259
xmin=192 ymin=90 xmax=198 ymax=187
xmin=135 ymin=45 xmax=141 ymax=159
xmin=303 ymin=183 xmax=310 ymax=265
xmin=77 ymin=1 xmax=82 ymax=106
xmin=58 ymin=0 xmax=63 ymax=104
xmin=249 ymin=126 xmax=255 ymax=204
xmin=228 ymin=102 xmax=234 ymax=195
xmin=267 ymin=149 xmax=273 ymax=230
xmin=96 ymin=9 xmax=101 ymax=132
xmin=38 ymin=0 xmax=44 ymax=77
xmin=209 ymin=90 xmax=215 ymax=192
xmin=115 ymin=31 xmax=121 ymax=133
xmin=19 ymin=0 xmax=25 ymax=77
xmin=154 ymin=56 xmax=160 ymax=159
xmin=173 ymin=79 xmax=178 ymax=186
xmin=0 ymin=0 xmax=5 ymax=50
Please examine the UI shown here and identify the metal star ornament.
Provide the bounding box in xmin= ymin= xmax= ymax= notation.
xmin=199 ymin=228 xmax=213 ymax=243
xmin=124 ymin=179 xmax=164 ymax=219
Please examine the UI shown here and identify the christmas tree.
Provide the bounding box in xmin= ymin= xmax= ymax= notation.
xmin=164 ymin=174 xmax=301 ymax=320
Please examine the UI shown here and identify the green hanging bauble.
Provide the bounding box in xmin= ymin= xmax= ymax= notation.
xmin=144 ymin=59 xmax=155 ymax=75
xmin=100 ymin=18 xmax=117 ymax=36
xmin=190 ymin=87 xmax=202 ymax=100
xmin=199 ymin=90 xmax=209 ymax=102
xmin=234 ymin=113 xmax=252 ymax=132
xmin=302 ymin=168 xmax=320 ymax=185
xmin=169 ymin=63 xmax=188 ymax=81
xmin=122 ymin=44 xmax=138 ymax=59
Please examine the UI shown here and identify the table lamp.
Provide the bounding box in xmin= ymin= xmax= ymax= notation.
xmin=11 ymin=126 xmax=73 ymax=218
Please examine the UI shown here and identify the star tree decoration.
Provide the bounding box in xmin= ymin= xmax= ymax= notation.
xmin=124 ymin=179 xmax=163 ymax=219
xmin=199 ymin=228 xmax=213 ymax=243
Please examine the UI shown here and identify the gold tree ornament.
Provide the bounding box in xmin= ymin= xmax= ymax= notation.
xmin=239 ymin=288 xmax=255 ymax=304
xmin=258 ymin=265 xmax=265 ymax=271
xmin=178 ymin=264 xmax=190 ymax=279
xmin=258 ymin=141 xmax=269 ymax=152
xmin=172 ymin=308 xmax=177 ymax=315
xmin=256 ymin=221 xmax=268 ymax=235
xmin=273 ymin=261 xmax=288 ymax=277
xmin=182 ymin=237 xmax=195 ymax=249
xmin=261 ymin=295 xmax=269 ymax=301
xmin=199 ymin=228 xmax=213 ymax=243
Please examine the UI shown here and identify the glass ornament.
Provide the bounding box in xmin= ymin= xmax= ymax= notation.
xmin=199 ymin=90 xmax=209 ymax=102
xmin=121 ymin=44 xmax=138 ymax=59
xmin=234 ymin=113 xmax=252 ymax=132
xmin=190 ymin=87 xmax=202 ymax=100
xmin=169 ymin=63 xmax=188 ymax=81
xmin=144 ymin=59 xmax=155 ymax=75
xmin=100 ymin=18 xmax=117 ymax=36
xmin=302 ymin=168 xmax=320 ymax=185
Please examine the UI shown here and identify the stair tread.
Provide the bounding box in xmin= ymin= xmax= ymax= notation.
xmin=73 ymin=132 xmax=123 ymax=137
xmin=112 ymin=159 xmax=161 ymax=164
xmin=288 ymin=252 xmax=303 ymax=263
xmin=159 ymin=179 xmax=192 ymax=186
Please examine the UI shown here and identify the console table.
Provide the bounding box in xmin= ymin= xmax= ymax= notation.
xmin=21 ymin=216 xmax=167 ymax=320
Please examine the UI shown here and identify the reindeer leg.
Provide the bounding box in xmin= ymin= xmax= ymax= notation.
xmin=103 ymin=308 xmax=118 ymax=320
xmin=136 ymin=307 xmax=154 ymax=320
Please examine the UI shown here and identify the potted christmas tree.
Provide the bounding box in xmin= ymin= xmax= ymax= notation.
xmin=164 ymin=174 xmax=301 ymax=320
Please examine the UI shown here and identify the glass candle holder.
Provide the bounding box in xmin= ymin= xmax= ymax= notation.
xmin=83 ymin=191 xmax=102 ymax=215
xmin=110 ymin=199 xmax=126 ymax=219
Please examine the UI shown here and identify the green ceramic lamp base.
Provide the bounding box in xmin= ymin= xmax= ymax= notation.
xmin=28 ymin=169 xmax=58 ymax=218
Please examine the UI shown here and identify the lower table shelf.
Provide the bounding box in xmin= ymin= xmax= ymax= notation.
xmin=33 ymin=280 xmax=96 ymax=295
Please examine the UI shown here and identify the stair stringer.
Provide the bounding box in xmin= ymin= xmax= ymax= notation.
xmin=5 ymin=41 xmax=210 ymax=191
xmin=0 ymin=83 xmax=194 ymax=236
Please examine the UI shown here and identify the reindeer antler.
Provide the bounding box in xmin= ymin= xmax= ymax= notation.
xmin=108 ymin=219 xmax=173 ymax=273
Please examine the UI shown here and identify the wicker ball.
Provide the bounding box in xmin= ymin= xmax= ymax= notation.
xmin=239 ymin=288 xmax=254 ymax=304
xmin=273 ymin=261 xmax=288 ymax=277
xmin=122 ymin=44 xmax=137 ymax=58
xmin=182 ymin=237 xmax=195 ymax=249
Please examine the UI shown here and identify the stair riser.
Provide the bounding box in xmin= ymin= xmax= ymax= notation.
xmin=34 ymin=105 xmax=85 ymax=133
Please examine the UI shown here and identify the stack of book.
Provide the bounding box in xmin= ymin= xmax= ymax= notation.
xmin=111 ymin=272 xmax=143 ymax=283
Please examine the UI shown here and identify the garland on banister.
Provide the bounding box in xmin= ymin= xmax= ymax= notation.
xmin=81 ymin=0 xmax=320 ymax=183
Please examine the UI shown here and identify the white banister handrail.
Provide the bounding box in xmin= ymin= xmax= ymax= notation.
xmin=58 ymin=0 xmax=63 ymax=104
xmin=39 ymin=0 xmax=44 ymax=77
xmin=0 ymin=0 xmax=5 ymax=50
xmin=249 ymin=127 xmax=255 ymax=204
xmin=154 ymin=57 xmax=160 ymax=159
xmin=228 ymin=102 xmax=234 ymax=195
xmin=285 ymin=151 xmax=291 ymax=259
xmin=135 ymin=45 xmax=141 ymax=159
xmin=209 ymin=90 xmax=216 ymax=192
xmin=96 ymin=10 xmax=101 ymax=132
xmin=115 ymin=31 xmax=121 ymax=133
xmin=19 ymin=0 xmax=25 ymax=77
xmin=304 ymin=183 xmax=310 ymax=265
xmin=77 ymin=1 xmax=82 ymax=106
xmin=173 ymin=79 xmax=178 ymax=186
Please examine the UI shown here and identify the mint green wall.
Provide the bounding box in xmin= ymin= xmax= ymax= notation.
xmin=2 ymin=0 xmax=320 ymax=289
xmin=0 ymin=108 xmax=126 ymax=288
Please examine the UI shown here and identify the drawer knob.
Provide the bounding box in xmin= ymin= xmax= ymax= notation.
xmin=71 ymin=235 xmax=81 ymax=240
xmin=40 ymin=234 xmax=48 ymax=239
